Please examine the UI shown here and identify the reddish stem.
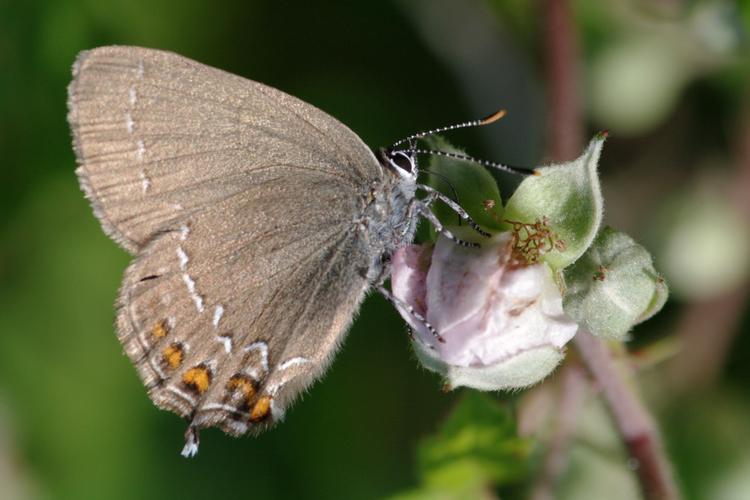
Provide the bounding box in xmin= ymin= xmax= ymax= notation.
xmin=544 ymin=0 xmax=584 ymax=160
xmin=574 ymin=332 xmax=680 ymax=500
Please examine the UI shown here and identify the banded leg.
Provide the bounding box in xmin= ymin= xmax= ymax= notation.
xmin=417 ymin=203 xmax=479 ymax=248
xmin=417 ymin=184 xmax=491 ymax=238
xmin=377 ymin=285 xmax=444 ymax=344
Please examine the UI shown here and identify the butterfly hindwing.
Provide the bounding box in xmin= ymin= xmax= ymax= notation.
xmin=118 ymin=185 xmax=371 ymax=435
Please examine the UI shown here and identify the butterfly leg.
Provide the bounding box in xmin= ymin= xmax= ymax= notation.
xmin=377 ymin=285 xmax=444 ymax=345
xmin=405 ymin=327 xmax=438 ymax=351
xmin=417 ymin=184 xmax=491 ymax=238
xmin=395 ymin=190 xmax=478 ymax=248
xmin=416 ymin=204 xmax=479 ymax=248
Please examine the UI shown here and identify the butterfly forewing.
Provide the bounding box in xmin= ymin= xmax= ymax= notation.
xmin=68 ymin=46 xmax=375 ymax=252
xmin=68 ymin=46 xmax=384 ymax=436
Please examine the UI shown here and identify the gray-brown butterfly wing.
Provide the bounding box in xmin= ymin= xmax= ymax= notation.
xmin=68 ymin=45 xmax=377 ymax=252
xmin=68 ymin=46 xmax=383 ymax=441
xmin=118 ymin=179 xmax=371 ymax=439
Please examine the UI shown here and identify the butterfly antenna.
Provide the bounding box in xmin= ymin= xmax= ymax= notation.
xmin=392 ymin=109 xmax=507 ymax=148
xmin=414 ymin=149 xmax=536 ymax=177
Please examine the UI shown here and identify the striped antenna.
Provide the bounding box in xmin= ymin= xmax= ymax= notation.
xmin=412 ymin=149 xmax=537 ymax=176
xmin=391 ymin=109 xmax=507 ymax=148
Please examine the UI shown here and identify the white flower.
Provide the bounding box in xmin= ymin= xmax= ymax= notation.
xmin=391 ymin=231 xmax=578 ymax=390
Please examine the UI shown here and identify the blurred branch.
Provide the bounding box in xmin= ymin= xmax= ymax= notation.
xmin=543 ymin=0 xmax=583 ymax=161
xmin=541 ymin=1 xmax=680 ymax=499
xmin=529 ymin=365 xmax=587 ymax=500
xmin=666 ymin=92 xmax=750 ymax=391
xmin=667 ymin=285 xmax=749 ymax=390
xmin=732 ymin=94 xmax=750 ymax=219
xmin=575 ymin=332 xmax=680 ymax=500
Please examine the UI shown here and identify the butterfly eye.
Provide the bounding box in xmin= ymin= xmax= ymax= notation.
xmin=384 ymin=149 xmax=416 ymax=176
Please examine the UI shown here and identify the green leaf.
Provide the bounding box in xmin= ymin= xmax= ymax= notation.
xmin=387 ymin=484 xmax=485 ymax=500
xmin=504 ymin=134 xmax=606 ymax=270
xmin=563 ymin=227 xmax=668 ymax=339
xmin=424 ymin=136 xmax=505 ymax=233
xmin=387 ymin=392 xmax=530 ymax=499
xmin=417 ymin=392 xmax=530 ymax=490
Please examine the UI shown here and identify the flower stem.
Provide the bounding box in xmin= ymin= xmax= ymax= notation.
xmin=574 ymin=331 xmax=681 ymax=500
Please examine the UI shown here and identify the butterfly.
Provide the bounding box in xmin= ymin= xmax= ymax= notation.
xmin=67 ymin=46 xmax=519 ymax=456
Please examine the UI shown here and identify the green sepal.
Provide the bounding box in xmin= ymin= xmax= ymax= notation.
xmin=424 ymin=136 xmax=505 ymax=234
xmin=504 ymin=134 xmax=606 ymax=270
xmin=563 ymin=227 xmax=668 ymax=339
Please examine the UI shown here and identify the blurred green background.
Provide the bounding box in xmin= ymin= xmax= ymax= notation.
xmin=1 ymin=0 xmax=750 ymax=499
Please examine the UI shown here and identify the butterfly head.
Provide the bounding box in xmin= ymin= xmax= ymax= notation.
xmin=379 ymin=147 xmax=418 ymax=183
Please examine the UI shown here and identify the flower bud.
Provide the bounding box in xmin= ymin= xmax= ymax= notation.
xmin=391 ymin=231 xmax=579 ymax=391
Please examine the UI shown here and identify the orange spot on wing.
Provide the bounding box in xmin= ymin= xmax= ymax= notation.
xmin=227 ymin=375 xmax=256 ymax=401
xmin=152 ymin=320 xmax=168 ymax=339
xmin=250 ymin=396 xmax=272 ymax=423
xmin=162 ymin=343 xmax=184 ymax=369
xmin=183 ymin=365 xmax=211 ymax=394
